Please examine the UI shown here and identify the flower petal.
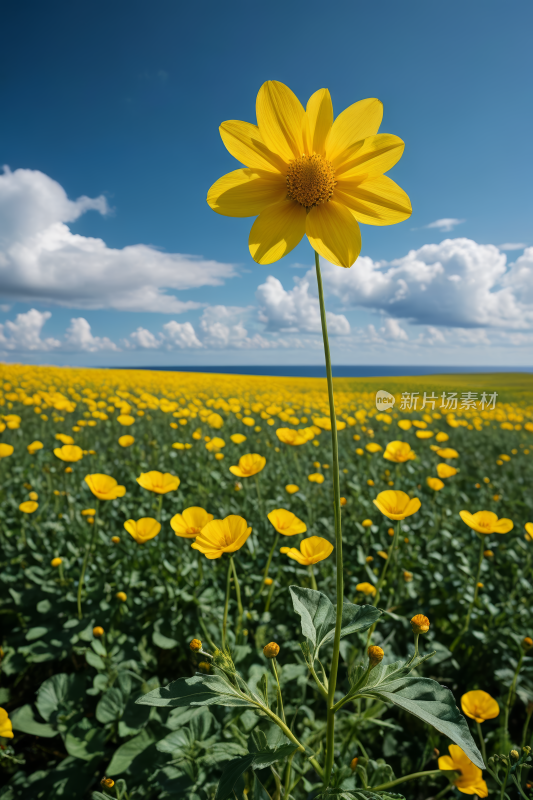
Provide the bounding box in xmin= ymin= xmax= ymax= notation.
xmin=256 ymin=81 xmax=305 ymax=164
xmin=249 ymin=200 xmax=306 ymax=264
xmin=333 ymin=175 xmax=412 ymax=226
xmin=305 ymin=89 xmax=333 ymax=156
xmin=326 ymin=98 xmax=383 ymax=166
xmin=306 ymin=201 xmax=361 ymax=268
xmin=335 ymin=134 xmax=405 ymax=179
xmin=219 ymin=120 xmax=286 ymax=173
xmin=207 ymin=169 xmax=287 ymax=217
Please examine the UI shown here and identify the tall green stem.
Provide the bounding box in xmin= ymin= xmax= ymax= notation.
xmin=230 ymin=556 xmax=243 ymax=638
xmin=222 ymin=556 xmax=232 ymax=649
xmin=315 ymin=250 xmax=343 ymax=786
xmin=261 ymin=533 xmax=279 ymax=589
xmin=77 ymin=500 xmax=100 ymax=619
xmin=476 ymin=721 xmax=488 ymax=768
xmin=450 ymin=534 xmax=485 ymax=651
xmin=271 ymin=657 xmax=286 ymax=723
xmin=503 ymin=652 xmax=524 ymax=738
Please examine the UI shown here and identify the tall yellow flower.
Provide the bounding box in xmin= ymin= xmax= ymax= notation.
xmin=171 ymin=507 xmax=214 ymax=538
xmin=0 ymin=707 xmax=14 ymax=739
xmin=19 ymin=501 xmax=38 ymax=514
xmin=118 ymin=435 xmax=135 ymax=448
xmin=461 ymin=690 xmax=499 ymax=723
xmin=207 ymin=81 xmax=411 ymax=268
xmin=137 ymin=471 xmax=180 ymax=494
xmin=229 ymin=453 xmax=266 ymax=478
xmin=205 ymin=437 xmax=225 ymax=452
xmin=54 ymin=444 xmax=84 ymax=462
xmin=438 ymin=745 xmax=488 ymax=797
xmin=276 ymin=428 xmax=309 ymax=446
xmin=437 ymin=447 xmax=459 ymax=459
xmin=192 ymin=515 xmax=252 ymax=559
xmin=27 ymin=440 xmax=44 ymax=454
xmin=124 ymin=517 xmax=161 ymax=544
xmin=437 ymin=463 xmax=458 ymax=479
xmin=383 ymin=441 xmax=416 ymax=463
xmin=282 ymin=536 xmax=333 ymax=565
xmin=459 ymin=510 xmax=513 ymax=535
xmin=267 ymin=509 xmax=307 ymax=536
xmin=85 ymin=474 xmax=126 ymax=501
xmin=230 ymin=433 xmax=247 ymax=444
xmin=373 ymin=490 xmax=421 ymax=520
xmin=0 ymin=444 xmax=14 ymax=459
xmin=426 ymin=477 xmax=445 ymax=491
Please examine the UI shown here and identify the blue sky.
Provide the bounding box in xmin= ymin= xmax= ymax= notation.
xmin=1 ymin=0 xmax=532 ymax=367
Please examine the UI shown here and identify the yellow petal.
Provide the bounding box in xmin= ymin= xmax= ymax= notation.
xmin=207 ymin=169 xmax=287 ymax=217
xmin=326 ymin=98 xmax=383 ymax=166
xmin=335 ymin=134 xmax=405 ymax=179
xmin=219 ymin=120 xmax=286 ymax=173
xmin=333 ymin=175 xmax=412 ymax=227
xmin=305 ymin=89 xmax=333 ymax=156
xmin=249 ymin=200 xmax=306 ymax=264
xmin=306 ymin=201 xmax=361 ymax=268
xmin=256 ymin=81 xmax=305 ymax=163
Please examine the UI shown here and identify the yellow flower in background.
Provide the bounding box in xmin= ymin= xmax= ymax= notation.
xmin=459 ymin=510 xmax=513 ymax=535
xmin=205 ymin=436 xmax=225 ymax=452
xmin=19 ymin=501 xmax=38 ymax=514
xmin=283 ymin=536 xmax=334 ymax=565
xmin=54 ymin=444 xmax=83 ymax=462
xmin=362 ymin=519 xmax=373 ymax=528
xmin=356 ymin=582 xmax=377 ymax=596
xmin=137 ymin=471 xmax=180 ymax=494
xmin=124 ymin=517 xmax=161 ymax=544
xmin=29 ymin=492 xmax=38 ymax=501
xmin=397 ymin=420 xmax=412 ymax=431
xmin=0 ymin=444 xmax=14 ymax=459
xmin=116 ymin=592 xmax=127 ymax=602
xmin=118 ymin=435 xmax=135 ymax=447
xmin=85 ymin=474 xmax=126 ymax=501
xmin=313 ymin=417 xmax=346 ymax=431
xmin=461 ymin=690 xmax=500 ymax=723
xmin=435 ymin=432 xmax=449 ymax=442
xmin=192 ymin=515 xmax=252 ymax=559
xmin=267 ymin=509 xmax=307 ymax=536
xmin=276 ymin=428 xmax=308 ymax=445
xmin=383 ymin=441 xmax=416 ymax=463
xmin=416 ymin=430 xmax=434 ymax=439
xmin=51 ymin=557 xmax=62 ymax=567
xmin=207 ymin=81 xmax=411 ymax=267
xmin=427 ymin=477 xmax=445 ymax=491
xmin=171 ymin=507 xmax=214 ymax=538
xmin=438 ymin=745 xmax=488 ymax=797
xmin=81 ymin=508 xmax=96 ymax=516
xmin=229 ymin=453 xmax=266 ymax=477
xmin=0 ymin=707 xmax=14 ymax=739
xmin=242 ymin=416 xmax=255 ymax=427
xmin=117 ymin=414 xmax=135 ymax=426
xmin=525 ymin=522 xmax=533 ymax=542
xmin=365 ymin=442 xmax=383 ymax=453
xmin=308 ymin=473 xmax=325 ymax=484
xmin=285 ymin=484 xmax=299 ymax=494
xmin=230 ymin=433 xmax=247 ymax=444
xmin=27 ymin=440 xmax=44 ymax=454
xmin=207 ymin=412 xmax=224 ymax=429
xmin=55 ymin=433 xmax=74 ymax=444
xmin=437 ymin=463 xmax=458 ymax=478
xmin=373 ymin=490 xmax=421 ymax=520
xmin=437 ymin=447 xmax=459 ymax=458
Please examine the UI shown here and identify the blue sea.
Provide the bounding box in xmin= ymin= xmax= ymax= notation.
xmin=121 ymin=365 xmax=533 ymax=378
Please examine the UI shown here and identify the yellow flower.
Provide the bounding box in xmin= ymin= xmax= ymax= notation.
xmin=27 ymin=440 xmax=44 ymax=454
xmin=459 ymin=510 xmax=513 ymax=535
xmin=207 ymin=412 xmax=224 ymax=429
xmin=276 ymin=428 xmax=308 ymax=445
xmin=436 ymin=463 xmax=458 ymax=479
xmin=29 ymin=492 xmax=38 ymax=501
xmin=54 ymin=444 xmax=84 ymax=462
xmin=19 ymin=500 xmax=38 ymax=514
xmin=242 ymin=416 xmax=255 ymax=427
xmin=403 ymin=570 xmax=413 ymax=582
xmin=230 ymin=433 xmax=247 ymax=444
xmin=111 ymin=536 xmax=120 ymax=544
xmin=285 ymin=484 xmax=299 ymax=494
xmin=117 ymin=414 xmax=135 ymax=426
xmin=377 ymin=550 xmax=388 ymax=559
xmin=365 ymin=443 xmax=383 ymax=453
xmin=207 ymin=81 xmax=411 ymax=268
xmin=435 ymin=432 xmax=449 ymax=442
xmin=312 ymin=417 xmax=346 ymax=431
xmin=263 ymin=642 xmax=280 ymax=659
xmin=267 ymin=509 xmax=307 ymax=536
xmin=190 ymin=638 xmax=202 ymax=651
xmin=85 ymin=474 xmax=126 ymax=501
xmin=55 ymin=433 xmax=74 ymax=444
xmin=0 ymin=443 xmax=14 ymax=459
xmin=415 ymin=430 xmax=433 ymax=439
xmin=426 ymin=477 xmax=445 ymax=491
xmin=373 ymin=490 xmax=421 ymax=520
xmin=362 ymin=519 xmax=373 ymax=528
xmin=461 ymin=690 xmax=499 ymax=723
xmin=368 ymin=645 xmax=384 ymax=666
xmin=137 ymin=471 xmax=180 ymax=494
xmin=205 ymin=437 xmax=226 ymax=452
xmin=0 ymin=707 xmax=14 ymax=739
xmin=51 ymin=557 xmax=62 ymax=567
xmin=171 ymin=507 xmax=214 ymax=538
xmin=411 ymin=614 xmax=430 ymax=633
xmin=192 ymin=515 xmax=252 ymax=559
xmin=229 ymin=453 xmax=266 ymax=478
xmin=397 ymin=420 xmax=412 ymax=431
xmin=116 ymin=591 xmax=127 ymax=602
xmin=383 ymin=441 xmax=416 ymax=463
xmin=81 ymin=508 xmax=96 ymax=516
xmin=118 ymin=435 xmax=135 ymax=447
xmin=356 ymin=582 xmax=376 ymax=596
xmin=308 ymin=473 xmax=325 ymax=484
xmin=124 ymin=517 xmax=161 ymax=544
xmin=438 ymin=745 xmax=488 ymax=797
xmin=355 ymin=448 xmax=364 ymax=456
xmin=524 ymin=522 xmax=533 ymax=542
xmin=93 ymin=626 xmax=104 ymax=638
xmin=283 ymin=535 xmax=333 ymax=565
xmin=437 ymin=447 xmax=459 ymax=458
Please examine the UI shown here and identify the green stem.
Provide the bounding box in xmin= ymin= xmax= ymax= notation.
xmin=315 ymin=250 xmax=343 ymax=787
xmin=284 ymin=751 xmax=295 ymax=799
xmin=503 ymin=652 xmax=524 ymax=738
xmin=222 ymin=556 xmax=232 ymax=649
xmin=77 ymin=500 xmax=100 ymax=619
xmin=371 ymin=768 xmax=443 ymax=791
xmin=476 ymin=720 xmax=488 ymax=768
xmin=156 ymin=493 xmax=163 ymax=523
xmin=271 ymin=657 xmax=286 ymax=724
xmin=500 ymin=763 xmax=509 ymax=800
xmin=521 ymin=707 xmax=532 ymax=748
xmin=308 ymin=564 xmax=317 ymax=591
xmin=261 ymin=533 xmax=279 ymax=589
xmin=230 ymin=556 xmax=243 ymax=638
xmin=450 ymin=534 xmax=484 ymax=651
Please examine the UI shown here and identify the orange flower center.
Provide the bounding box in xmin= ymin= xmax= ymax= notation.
xmin=286 ymin=154 xmax=336 ymax=208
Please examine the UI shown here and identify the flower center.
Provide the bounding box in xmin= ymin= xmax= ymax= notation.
xmin=286 ymin=154 xmax=336 ymax=208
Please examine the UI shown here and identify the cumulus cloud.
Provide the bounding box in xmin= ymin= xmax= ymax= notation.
xmin=419 ymin=218 xmax=465 ymax=232
xmin=64 ymin=318 xmax=118 ymax=352
xmin=0 ymin=166 xmax=236 ymax=313
xmin=256 ymin=276 xmax=350 ymax=335
xmin=0 ymin=309 xmax=61 ymax=351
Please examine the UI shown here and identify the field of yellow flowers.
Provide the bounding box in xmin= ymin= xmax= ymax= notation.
xmin=0 ymin=363 xmax=532 ymax=800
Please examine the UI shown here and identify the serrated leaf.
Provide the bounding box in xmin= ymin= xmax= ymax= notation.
xmin=136 ymin=674 xmax=256 ymax=709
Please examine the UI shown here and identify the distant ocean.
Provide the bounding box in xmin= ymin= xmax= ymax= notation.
xmin=118 ymin=365 xmax=533 ymax=378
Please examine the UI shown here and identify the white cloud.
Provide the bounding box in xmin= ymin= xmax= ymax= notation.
xmin=129 ymin=327 xmax=161 ymax=349
xmin=499 ymin=243 xmax=527 ymax=251
xmin=64 ymin=317 xmax=118 ymax=352
xmin=419 ymin=218 xmax=465 ymax=232
xmin=0 ymin=166 xmax=236 ymax=313
xmin=162 ymin=320 xmax=203 ymax=349
xmin=256 ymin=275 xmax=350 ymax=335
xmin=502 ymin=246 xmax=533 ymax=305
xmin=0 ymin=309 xmax=61 ymax=351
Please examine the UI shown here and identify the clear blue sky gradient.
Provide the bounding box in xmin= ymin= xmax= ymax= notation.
xmin=1 ymin=0 xmax=532 ymax=364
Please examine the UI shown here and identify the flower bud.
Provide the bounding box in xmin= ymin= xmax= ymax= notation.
xmin=101 ymin=777 xmax=115 ymax=788
xmin=511 ymin=750 xmax=519 ymax=759
xmin=340 ymin=497 xmax=347 ymax=506
xmin=433 ymin=748 xmax=440 ymax=758
xmin=51 ymin=557 xmax=62 ymax=568
xmin=199 ymin=661 xmax=211 ymax=673
xmin=522 ymin=636 xmax=533 ymax=651
xmin=484 ymin=550 xmax=494 ymax=557
xmin=93 ymin=626 xmax=104 ymax=637
xmin=350 ymin=757 xmax=358 ymax=771
xmin=116 ymin=591 xmax=127 ymax=602
xmin=477 ymin=582 xmax=483 ymax=588
xmin=111 ymin=536 xmax=120 ymax=544
xmin=189 ymin=638 xmax=202 ymax=652
xmin=403 ymin=570 xmax=413 ymax=582
xmin=368 ymin=645 xmax=384 ymax=667
xmin=263 ymin=642 xmax=280 ymax=659
xmin=411 ymin=614 xmax=430 ymax=634
xmin=264 ymin=577 xmax=273 ymax=586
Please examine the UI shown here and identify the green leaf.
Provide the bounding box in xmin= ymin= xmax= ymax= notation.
xmin=96 ymin=688 xmax=125 ymax=724
xmin=215 ymin=755 xmax=255 ymax=800
xmin=35 ymin=673 xmax=84 ymax=723
xmin=9 ymin=704 xmax=57 ymax=738
xmin=136 ymin=674 xmax=255 ymax=709
xmin=156 ymin=728 xmax=194 ymax=754
xmin=369 ymin=676 xmax=484 ymax=769
xmin=106 ymin=728 xmax=156 ymax=776
xmin=152 ymin=630 xmax=178 ymax=649
xmin=64 ymin=717 xmax=106 ymax=761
